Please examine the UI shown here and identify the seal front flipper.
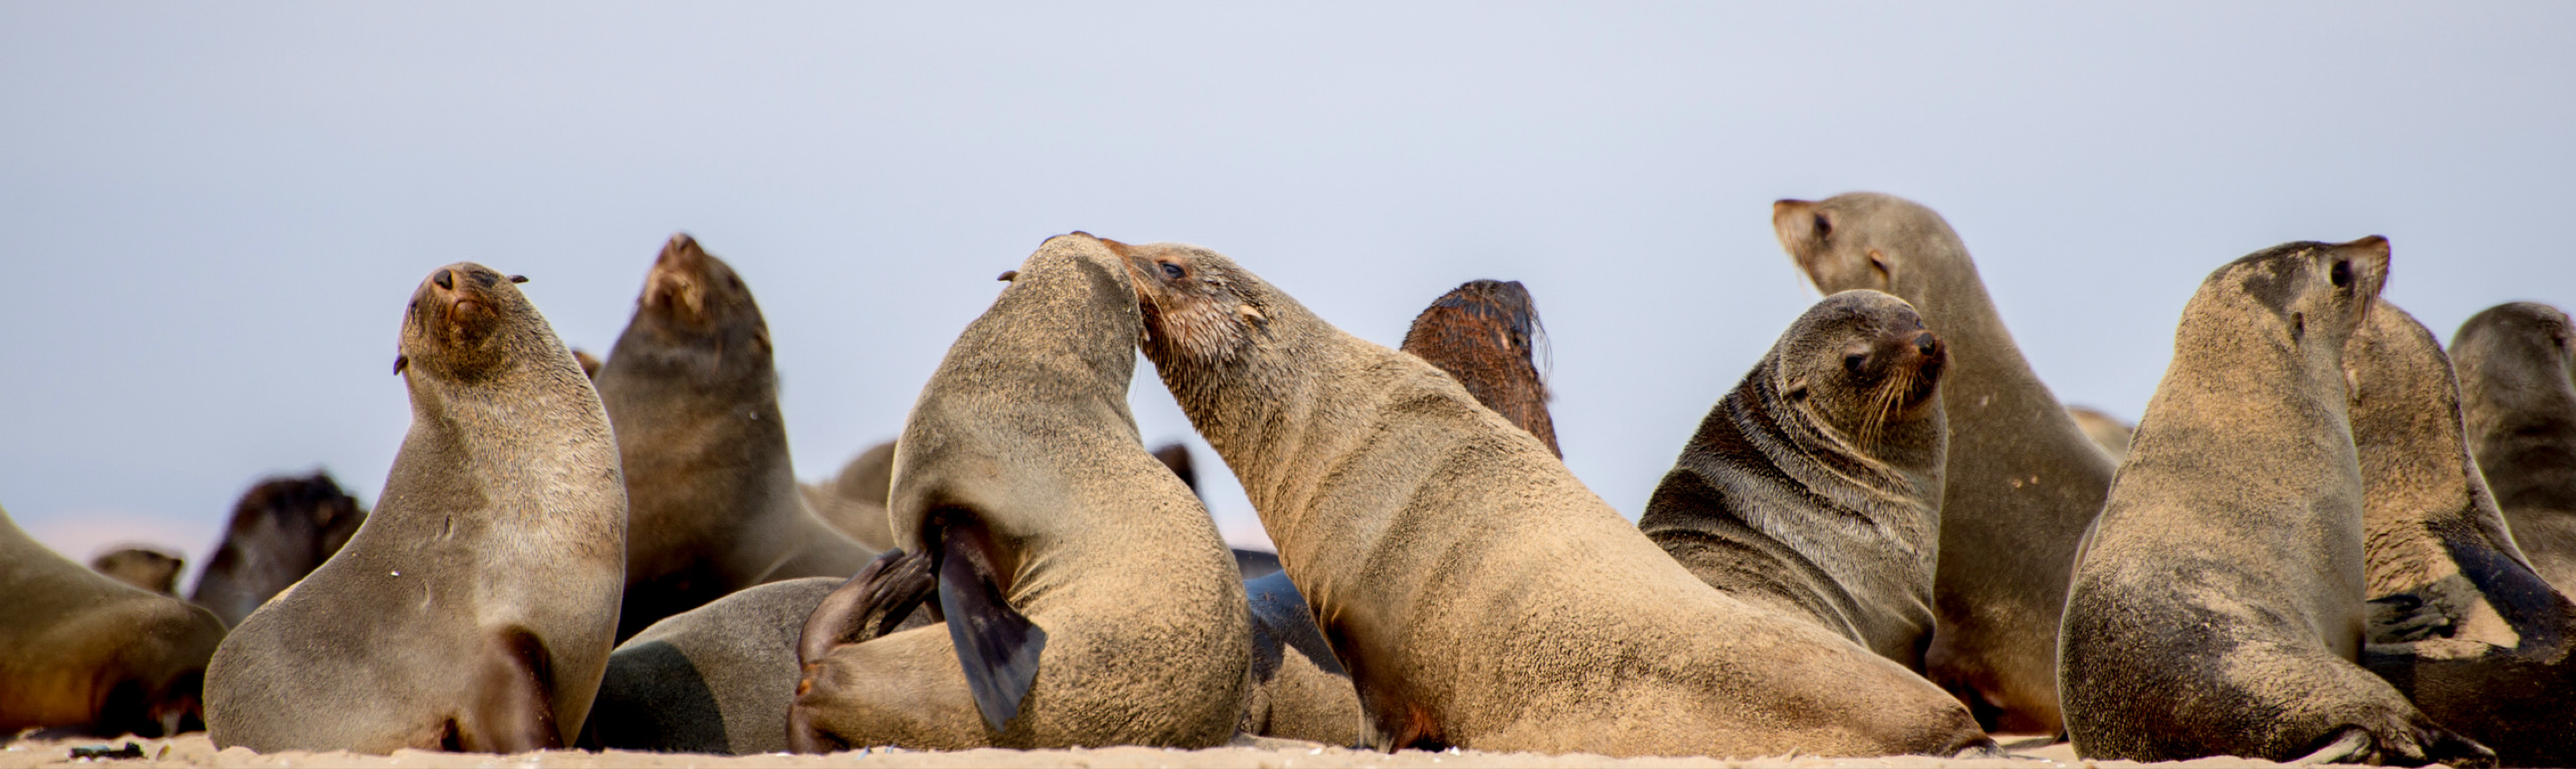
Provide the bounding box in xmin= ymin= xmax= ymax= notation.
xmin=797 ymin=548 xmax=936 ymax=665
xmin=453 ymin=628 xmax=561 ymax=753
xmin=931 ymin=513 xmax=1045 ymax=732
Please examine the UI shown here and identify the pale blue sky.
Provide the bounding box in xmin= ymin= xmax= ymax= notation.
xmin=4 ymin=4 xmax=2571 ymax=587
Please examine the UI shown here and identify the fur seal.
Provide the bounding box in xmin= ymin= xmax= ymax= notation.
xmin=90 ymin=546 xmax=185 ymax=596
xmin=1399 ymin=279 xmax=1560 ymax=456
xmin=0 ymin=507 xmax=227 ymax=738
xmin=596 ymin=233 xmax=876 ymax=639
xmin=1115 ymin=239 xmax=1988 ymax=757
xmin=2348 ymin=298 xmax=2576 ymax=766
xmin=204 ymin=262 xmax=627 ymax=754
xmin=1640 ymin=289 xmax=1946 ymax=669
xmin=2056 ymin=238 xmax=2491 ymax=765
xmin=2452 ymin=302 xmax=2576 ymax=596
xmin=584 ymin=577 xmax=842 ymax=755
xmin=802 ymin=441 xmax=900 ymax=552
xmin=190 ymin=472 xmax=367 ymax=628
xmin=1775 ymin=192 xmax=2116 ymax=731
xmin=2064 ymin=407 xmax=2133 ymax=461
xmin=789 ymin=232 xmax=1250 ymax=751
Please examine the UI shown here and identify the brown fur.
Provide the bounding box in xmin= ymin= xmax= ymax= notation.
xmin=191 ymin=472 xmax=367 ymax=628
xmin=801 ymin=441 xmax=900 ymax=552
xmin=1775 ymin=192 xmax=2115 ymax=732
xmin=596 ymin=234 xmax=876 ymax=640
xmin=2453 ymin=302 xmax=2576 ymax=596
xmin=790 ymin=233 xmax=1250 ymax=750
xmin=205 ymin=262 xmax=626 ymax=754
xmin=2058 ymin=238 xmax=2491 ymax=765
xmin=1640 ymin=290 xmax=1947 ymax=669
xmin=2350 ymin=299 xmax=2576 ymax=766
xmin=0 ymin=509 xmax=226 ymax=737
xmin=90 ymin=546 xmax=185 ymax=596
xmin=586 ymin=577 xmax=843 ymax=755
xmin=1399 ymin=280 xmax=1560 ymax=456
xmin=1116 ymin=240 xmax=1988 ymax=757
xmin=2064 ymin=407 xmax=2133 ymax=461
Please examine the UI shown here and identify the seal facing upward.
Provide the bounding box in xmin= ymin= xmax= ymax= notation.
xmin=206 ymin=263 xmax=627 ymax=754
xmin=2452 ymin=301 xmax=2576 ymax=596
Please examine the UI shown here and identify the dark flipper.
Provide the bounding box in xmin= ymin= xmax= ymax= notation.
xmin=797 ymin=548 xmax=938 ymax=666
xmin=933 ymin=513 xmax=1046 ymax=733
xmin=457 ymin=627 xmax=562 ymax=754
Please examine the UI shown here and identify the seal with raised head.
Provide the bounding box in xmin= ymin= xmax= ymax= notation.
xmin=1114 ymin=239 xmax=1988 ymax=757
xmin=190 ymin=471 xmax=367 ymax=628
xmin=2349 ymin=298 xmax=2576 ymax=766
xmin=1 ymin=506 xmax=227 ymax=738
xmin=1640 ymin=289 xmax=1947 ymax=670
xmin=1399 ymin=279 xmax=1560 ymax=456
xmin=596 ymin=233 xmax=876 ymax=639
xmin=2452 ymin=301 xmax=2576 ymax=596
xmin=204 ymin=263 xmax=627 ymax=754
xmin=90 ymin=545 xmax=185 ymax=596
xmin=1775 ymin=192 xmax=2116 ymax=731
xmin=788 ymin=232 xmax=1250 ymax=751
xmin=2057 ymin=238 xmax=2492 ymax=765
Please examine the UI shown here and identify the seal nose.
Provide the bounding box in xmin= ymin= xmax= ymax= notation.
xmin=434 ymin=269 xmax=455 ymax=291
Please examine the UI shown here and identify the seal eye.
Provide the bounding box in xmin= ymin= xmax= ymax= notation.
xmin=1813 ymin=214 xmax=1832 ymax=241
xmin=1160 ymin=262 xmax=1184 ymax=281
xmin=1844 ymin=352 xmax=1868 ymax=376
xmin=2329 ymin=260 xmax=2351 ymax=289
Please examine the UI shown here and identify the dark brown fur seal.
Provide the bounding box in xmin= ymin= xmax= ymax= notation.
xmin=1399 ymin=279 xmax=1560 ymax=456
xmin=190 ymin=472 xmax=367 ymax=628
xmin=90 ymin=545 xmax=184 ymax=596
xmin=2453 ymin=302 xmax=2576 ymax=596
xmin=2057 ymin=238 xmax=2492 ymax=765
xmin=1775 ymin=192 xmax=2116 ymax=732
xmin=205 ymin=262 xmax=627 ymax=754
xmin=789 ymin=233 xmax=1250 ymax=750
xmin=2349 ymin=299 xmax=2576 ymax=766
xmin=1640 ymin=289 xmax=1946 ymax=669
xmin=1115 ymin=239 xmax=1988 ymax=757
xmin=1 ymin=507 xmax=227 ymax=738
xmin=596 ymin=233 xmax=876 ymax=639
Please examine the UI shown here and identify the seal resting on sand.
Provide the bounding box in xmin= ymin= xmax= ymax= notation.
xmin=1 ymin=506 xmax=226 ymax=738
xmin=2057 ymin=238 xmax=2492 ymax=765
xmin=1775 ymin=192 xmax=2115 ymax=732
xmin=595 ymin=233 xmax=876 ymax=639
xmin=205 ymin=263 xmax=626 ymax=754
xmin=1640 ymin=289 xmax=1947 ymax=670
xmin=788 ymin=232 xmax=1250 ymax=751
xmin=1114 ymin=238 xmax=1989 ymax=758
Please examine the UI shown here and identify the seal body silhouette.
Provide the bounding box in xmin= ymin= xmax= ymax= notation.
xmin=585 ymin=577 xmax=841 ymax=755
xmin=191 ymin=472 xmax=367 ymax=628
xmin=205 ymin=263 xmax=626 ymax=754
xmin=1640 ymin=290 xmax=1946 ymax=669
xmin=1116 ymin=240 xmax=1988 ymax=758
xmin=89 ymin=546 xmax=184 ymax=596
xmin=2352 ymin=300 xmax=2576 ymax=766
xmin=2057 ymin=239 xmax=2491 ymax=765
xmin=1 ymin=507 xmax=226 ymax=738
xmin=789 ymin=233 xmax=1250 ymax=751
xmin=2453 ymin=302 xmax=2576 ymax=596
xmin=1775 ymin=191 xmax=2114 ymax=732
xmin=597 ymin=234 xmax=875 ymax=639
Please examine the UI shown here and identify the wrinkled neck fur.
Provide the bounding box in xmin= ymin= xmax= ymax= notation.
xmin=1147 ymin=290 xmax=1338 ymax=536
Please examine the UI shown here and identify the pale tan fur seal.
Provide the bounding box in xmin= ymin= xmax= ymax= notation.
xmin=1775 ymin=192 xmax=2116 ymax=732
xmin=2349 ymin=298 xmax=2576 ymax=766
xmin=2452 ymin=302 xmax=2576 ymax=596
xmin=205 ymin=263 xmax=627 ymax=754
xmin=789 ymin=232 xmax=1250 ymax=751
xmin=596 ymin=234 xmax=875 ymax=639
xmin=2057 ymin=238 xmax=2492 ymax=765
xmin=89 ymin=545 xmax=184 ymax=596
xmin=1 ymin=507 xmax=226 ymax=738
xmin=1640 ymin=289 xmax=1947 ymax=669
xmin=1114 ymin=239 xmax=1989 ymax=757
xmin=2064 ymin=407 xmax=2133 ymax=461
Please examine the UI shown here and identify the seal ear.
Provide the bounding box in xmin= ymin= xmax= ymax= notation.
xmin=394 ymin=354 xmax=409 ymax=375
xmin=996 ymin=270 xmax=1018 ymax=282
xmin=930 ymin=511 xmax=1046 ymax=732
xmin=507 ymin=275 xmax=529 ymax=283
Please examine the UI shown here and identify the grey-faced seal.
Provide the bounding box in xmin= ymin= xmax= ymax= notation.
xmin=2064 ymin=407 xmax=2133 ymax=461
xmin=584 ymin=577 xmax=842 ymax=755
xmin=1775 ymin=192 xmax=2116 ymax=732
xmin=2348 ymin=298 xmax=2576 ymax=766
xmin=596 ymin=233 xmax=876 ymax=639
xmin=1640 ymin=289 xmax=1946 ymax=670
xmin=789 ymin=232 xmax=1250 ymax=751
xmin=2452 ymin=302 xmax=2576 ymax=596
xmin=1 ymin=507 xmax=227 ymax=738
xmin=204 ymin=263 xmax=627 ymax=754
xmin=2057 ymin=237 xmax=2491 ymax=765
xmin=1116 ymin=239 xmax=1988 ymax=757
xmin=1399 ymin=279 xmax=1560 ymax=456
xmin=190 ymin=471 xmax=367 ymax=628
xmin=90 ymin=545 xmax=185 ymax=596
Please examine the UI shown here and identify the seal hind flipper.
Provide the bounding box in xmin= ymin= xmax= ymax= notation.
xmin=931 ymin=513 xmax=1046 ymax=732
xmin=456 ymin=628 xmax=562 ymax=753
xmin=797 ymin=548 xmax=936 ymax=665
